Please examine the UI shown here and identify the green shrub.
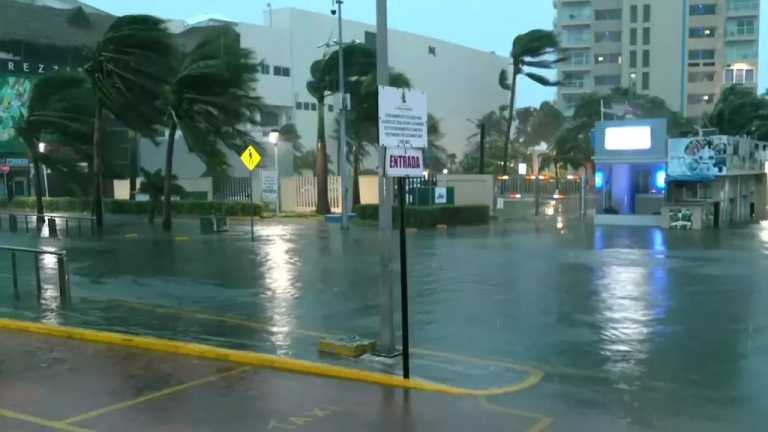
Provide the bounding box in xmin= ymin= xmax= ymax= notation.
xmin=353 ymin=204 xmax=489 ymax=228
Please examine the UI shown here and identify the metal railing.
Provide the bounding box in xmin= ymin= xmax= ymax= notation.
xmin=0 ymin=213 xmax=96 ymax=238
xmin=2 ymin=245 xmax=70 ymax=305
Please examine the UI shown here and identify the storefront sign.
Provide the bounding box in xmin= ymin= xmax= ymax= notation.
xmin=1 ymin=60 xmax=69 ymax=76
xmin=261 ymin=170 xmax=278 ymax=203
xmin=385 ymin=148 xmax=424 ymax=178
xmin=435 ymin=187 xmax=447 ymax=204
xmin=378 ymin=86 xmax=428 ymax=148
xmin=5 ymin=159 xmax=29 ymax=167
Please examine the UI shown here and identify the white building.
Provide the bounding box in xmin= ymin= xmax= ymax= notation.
xmin=142 ymin=8 xmax=509 ymax=186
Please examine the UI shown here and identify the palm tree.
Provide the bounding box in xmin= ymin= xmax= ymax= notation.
xmin=160 ymin=26 xmax=260 ymax=231
xmin=307 ymin=44 xmax=376 ymax=214
xmin=14 ymin=72 xmax=95 ymax=221
xmin=139 ymin=168 xmax=183 ymax=224
xmin=85 ymin=15 xmax=176 ymax=231
xmin=499 ymin=29 xmax=562 ymax=175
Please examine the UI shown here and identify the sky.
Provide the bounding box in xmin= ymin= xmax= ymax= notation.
xmin=83 ymin=0 xmax=768 ymax=108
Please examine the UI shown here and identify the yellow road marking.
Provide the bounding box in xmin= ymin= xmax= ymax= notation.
xmin=0 ymin=408 xmax=92 ymax=432
xmin=479 ymin=397 xmax=554 ymax=432
xmin=124 ymin=234 xmax=139 ymax=239
xmin=175 ymin=236 xmax=191 ymax=241
xmin=96 ymin=299 xmax=544 ymax=396
xmin=0 ymin=318 xmax=486 ymax=396
xmin=61 ymin=367 xmax=250 ymax=424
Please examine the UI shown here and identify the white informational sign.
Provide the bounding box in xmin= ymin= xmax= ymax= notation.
xmin=379 ymin=86 xmax=428 ymax=148
xmin=604 ymin=126 xmax=652 ymax=150
xmin=518 ymin=163 xmax=528 ymax=176
xmin=261 ymin=170 xmax=278 ymax=203
xmin=385 ymin=148 xmax=424 ymax=178
xmin=434 ymin=187 xmax=448 ymax=205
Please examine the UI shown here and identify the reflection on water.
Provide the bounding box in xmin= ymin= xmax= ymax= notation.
xmin=38 ymin=250 xmax=62 ymax=325
xmin=592 ymin=228 xmax=669 ymax=381
xmin=260 ymin=225 xmax=299 ymax=356
xmin=760 ymin=221 xmax=768 ymax=254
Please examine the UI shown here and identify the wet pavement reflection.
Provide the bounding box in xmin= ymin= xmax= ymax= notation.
xmin=0 ymin=205 xmax=766 ymax=430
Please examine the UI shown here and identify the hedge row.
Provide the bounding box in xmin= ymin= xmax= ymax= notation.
xmin=354 ymin=204 xmax=489 ymax=228
xmin=4 ymin=198 xmax=262 ymax=217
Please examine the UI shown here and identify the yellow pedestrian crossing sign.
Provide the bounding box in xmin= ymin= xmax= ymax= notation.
xmin=240 ymin=145 xmax=262 ymax=172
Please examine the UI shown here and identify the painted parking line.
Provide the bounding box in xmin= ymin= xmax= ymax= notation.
xmin=479 ymin=397 xmax=553 ymax=432
xmin=96 ymin=298 xmax=544 ymax=396
xmin=0 ymin=408 xmax=92 ymax=432
xmin=61 ymin=367 xmax=250 ymax=425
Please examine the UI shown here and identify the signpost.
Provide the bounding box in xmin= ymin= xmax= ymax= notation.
xmin=240 ymin=145 xmax=262 ymax=241
xmin=379 ymin=85 xmax=428 ymax=380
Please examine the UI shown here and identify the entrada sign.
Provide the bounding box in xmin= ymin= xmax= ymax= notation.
xmin=385 ymin=147 xmax=424 ymax=178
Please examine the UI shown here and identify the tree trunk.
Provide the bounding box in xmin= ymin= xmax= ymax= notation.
xmin=148 ymin=199 xmax=156 ymax=224
xmin=315 ymin=98 xmax=331 ymax=214
xmin=502 ymin=69 xmax=518 ymax=176
xmin=92 ymin=100 xmax=104 ymax=231
xmin=129 ymin=131 xmax=139 ymax=201
xmin=31 ymin=146 xmax=45 ymax=228
xmin=554 ymin=161 xmax=561 ymax=192
xmin=161 ymin=120 xmax=178 ymax=231
xmin=352 ymin=146 xmax=361 ymax=206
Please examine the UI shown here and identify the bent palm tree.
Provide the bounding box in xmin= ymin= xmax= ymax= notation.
xmin=499 ymin=30 xmax=562 ymax=175
xmin=85 ymin=15 xmax=176 ymax=231
xmin=161 ymin=26 xmax=260 ymax=231
xmin=139 ymin=168 xmax=184 ymax=224
xmin=14 ymin=72 xmax=95 ymax=220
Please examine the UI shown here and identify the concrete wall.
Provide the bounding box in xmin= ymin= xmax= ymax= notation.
xmin=112 ymin=177 xmax=213 ymax=201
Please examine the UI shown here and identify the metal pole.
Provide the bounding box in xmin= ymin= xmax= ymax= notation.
xmin=275 ymin=144 xmax=281 ymax=215
xmin=249 ymin=171 xmax=255 ymax=241
xmin=398 ymin=177 xmax=410 ymax=379
xmin=479 ymin=123 xmax=486 ymax=175
xmin=534 ymin=177 xmax=541 ymax=216
xmin=338 ymin=0 xmax=350 ymax=230
xmin=57 ymin=253 xmax=70 ymax=305
xmin=580 ymin=175 xmax=587 ymax=220
xmin=43 ymin=164 xmax=49 ymax=198
xmin=34 ymin=253 xmax=41 ymax=304
xmin=11 ymin=252 xmax=19 ymax=301
xmin=376 ymin=0 xmax=397 ymax=356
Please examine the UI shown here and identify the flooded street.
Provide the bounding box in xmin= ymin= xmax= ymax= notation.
xmin=0 ymin=207 xmax=767 ymax=430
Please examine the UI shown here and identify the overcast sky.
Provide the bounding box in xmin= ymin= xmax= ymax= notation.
xmin=83 ymin=0 xmax=768 ymax=107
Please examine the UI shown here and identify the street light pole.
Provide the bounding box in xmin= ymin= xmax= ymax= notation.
xmin=376 ymin=0 xmax=397 ymax=357
xmin=336 ymin=0 xmax=351 ymax=230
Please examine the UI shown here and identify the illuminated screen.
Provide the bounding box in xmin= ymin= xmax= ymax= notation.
xmin=604 ymin=126 xmax=652 ymax=151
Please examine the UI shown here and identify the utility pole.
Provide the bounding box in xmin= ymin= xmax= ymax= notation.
xmin=336 ymin=0 xmax=351 ymax=230
xmin=479 ymin=123 xmax=486 ymax=175
xmin=376 ymin=0 xmax=397 ymax=356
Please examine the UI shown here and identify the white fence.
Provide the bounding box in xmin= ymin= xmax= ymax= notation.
xmin=282 ymin=176 xmax=342 ymax=213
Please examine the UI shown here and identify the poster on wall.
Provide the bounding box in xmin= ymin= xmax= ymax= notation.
xmin=669 ymin=208 xmax=693 ymax=230
xmin=668 ymin=137 xmax=726 ymax=182
xmin=0 ymin=76 xmax=32 ymax=150
xmin=261 ymin=170 xmax=278 ymax=204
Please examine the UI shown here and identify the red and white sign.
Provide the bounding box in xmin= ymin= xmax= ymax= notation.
xmin=0 ymin=164 xmax=10 ymax=175
xmin=385 ymin=148 xmax=424 ymax=178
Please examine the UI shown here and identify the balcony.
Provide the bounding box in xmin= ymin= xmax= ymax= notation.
xmin=727 ymin=1 xmax=759 ymax=17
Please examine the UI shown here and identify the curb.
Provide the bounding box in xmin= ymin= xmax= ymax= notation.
xmin=0 ymin=318 xmax=502 ymax=396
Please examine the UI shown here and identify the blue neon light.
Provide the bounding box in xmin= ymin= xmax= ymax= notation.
xmin=595 ymin=170 xmax=605 ymax=190
xmin=655 ymin=169 xmax=667 ymax=190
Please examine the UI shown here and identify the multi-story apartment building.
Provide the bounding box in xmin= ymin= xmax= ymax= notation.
xmin=555 ymin=0 xmax=760 ymax=118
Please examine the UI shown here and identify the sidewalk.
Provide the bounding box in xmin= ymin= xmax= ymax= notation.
xmin=0 ymin=329 xmax=550 ymax=432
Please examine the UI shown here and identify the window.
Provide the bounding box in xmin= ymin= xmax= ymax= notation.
xmin=310 ymin=103 xmax=317 ymax=111
xmin=630 ymin=5 xmax=638 ymax=23
xmin=303 ymin=102 xmax=310 ymax=111
xmin=567 ymin=49 xmax=591 ymax=66
xmin=643 ymin=4 xmax=651 ymax=22
xmin=687 ymin=94 xmax=715 ymax=105
xmin=563 ymin=71 xmax=587 ymax=88
xmin=273 ymin=66 xmax=291 ymax=77
xmin=594 ymin=75 xmax=621 ymax=87
xmin=690 ymin=3 xmax=716 ymax=15
xmin=689 ymin=27 xmax=717 ymax=38
xmin=428 ymin=46 xmax=437 ymax=56
xmin=295 ymin=102 xmax=303 ymax=110
xmin=728 ymin=0 xmax=758 ymax=12
xmin=595 ymin=9 xmax=621 ymax=21
xmin=594 ymin=31 xmax=621 ymax=43
xmin=725 ymin=41 xmax=757 ymax=62
xmin=364 ymin=31 xmax=377 ymax=49
xmin=260 ymin=110 xmax=279 ymax=126
xmin=564 ymin=27 xmax=591 ymax=44
xmin=328 ymin=104 xmax=335 ymax=112
xmin=724 ymin=66 xmax=756 ymax=84
xmin=689 ymin=49 xmax=716 ymax=61
xmin=630 ymin=28 xmax=637 ymax=45
xmin=642 ymin=27 xmax=651 ymax=45
xmin=641 ymin=72 xmax=650 ymax=90
xmin=727 ymin=18 xmax=756 ymax=37
xmin=629 ymin=50 xmax=637 ymax=68
xmin=594 ymin=53 xmax=621 ymax=64
xmin=642 ymin=50 xmax=650 ymax=68
xmin=689 ymin=71 xmax=716 ymax=82
xmin=259 ymin=63 xmax=271 ymax=74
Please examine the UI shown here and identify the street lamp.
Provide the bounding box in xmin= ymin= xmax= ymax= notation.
xmin=38 ymin=142 xmax=49 ymax=198
xmin=269 ymin=129 xmax=281 ymax=215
